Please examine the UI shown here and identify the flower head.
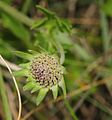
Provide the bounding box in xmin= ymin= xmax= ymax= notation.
xmin=30 ymin=54 xmax=63 ymax=88
xmin=14 ymin=51 xmax=66 ymax=105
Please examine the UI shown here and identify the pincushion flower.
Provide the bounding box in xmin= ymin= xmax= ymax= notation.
xmin=14 ymin=51 xmax=66 ymax=105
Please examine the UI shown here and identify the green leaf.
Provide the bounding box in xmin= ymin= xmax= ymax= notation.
xmin=19 ymin=63 xmax=30 ymax=69
xmin=73 ymin=44 xmax=93 ymax=61
xmin=31 ymin=18 xmax=47 ymax=29
xmin=27 ymin=76 xmax=35 ymax=82
xmin=36 ymin=88 xmax=48 ymax=106
xmin=59 ymin=77 xmax=66 ymax=98
xmin=0 ymin=70 xmax=13 ymax=120
xmin=23 ymin=82 xmax=35 ymax=91
xmin=28 ymin=50 xmax=39 ymax=55
xmin=13 ymin=69 xmax=28 ymax=77
xmin=14 ymin=51 xmax=33 ymax=60
xmin=31 ymin=84 xmax=41 ymax=93
xmin=0 ymin=38 xmax=14 ymax=59
xmin=102 ymin=0 xmax=112 ymax=16
xmin=53 ymin=31 xmax=72 ymax=46
xmin=36 ymin=5 xmax=55 ymax=17
xmin=2 ymin=14 xmax=31 ymax=47
xmin=51 ymin=84 xmax=58 ymax=99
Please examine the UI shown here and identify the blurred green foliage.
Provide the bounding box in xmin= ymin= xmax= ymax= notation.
xmin=0 ymin=0 xmax=112 ymax=120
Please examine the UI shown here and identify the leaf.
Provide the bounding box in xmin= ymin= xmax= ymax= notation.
xmin=27 ymin=76 xmax=35 ymax=82
xmin=73 ymin=44 xmax=93 ymax=61
xmin=51 ymin=84 xmax=58 ymax=99
xmin=36 ymin=5 xmax=55 ymax=17
xmin=13 ymin=69 xmax=28 ymax=77
xmin=31 ymin=18 xmax=47 ymax=29
xmin=59 ymin=77 xmax=66 ymax=98
xmin=36 ymin=88 xmax=48 ymax=106
xmin=19 ymin=63 xmax=30 ymax=69
xmin=23 ymin=82 xmax=35 ymax=91
xmin=2 ymin=14 xmax=31 ymax=47
xmin=53 ymin=31 xmax=72 ymax=46
xmin=102 ymin=0 xmax=112 ymax=16
xmin=31 ymin=84 xmax=41 ymax=93
xmin=14 ymin=51 xmax=33 ymax=60
xmin=0 ymin=38 xmax=14 ymax=59
xmin=28 ymin=50 xmax=39 ymax=55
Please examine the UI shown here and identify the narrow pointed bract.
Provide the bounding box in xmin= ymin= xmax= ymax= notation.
xmin=36 ymin=88 xmax=48 ymax=106
xmin=31 ymin=84 xmax=41 ymax=93
xmin=19 ymin=63 xmax=30 ymax=69
xmin=51 ymin=84 xmax=58 ymax=99
xmin=23 ymin=82 xmax=36 ymax=91
xmin=14 ymin=51 xmax=33 ymax=60
xmin=13 ymin=69 xmax=28 ymax=77
xmin=59 ymin=77 xmax=66 ymax=98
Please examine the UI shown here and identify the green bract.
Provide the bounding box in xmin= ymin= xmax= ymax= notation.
xmin=14 ymin=51 xmax=66 ymax=105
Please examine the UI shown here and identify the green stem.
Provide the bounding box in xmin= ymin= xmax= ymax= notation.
xmin=0 ymin=69 xmax=12 ymax=120
xmin=0 ymin=1 xmax=34 ymax=27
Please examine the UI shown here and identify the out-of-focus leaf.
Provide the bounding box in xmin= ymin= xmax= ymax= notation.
xmin=73 ymin=44 xmax=93 ymax=61
xmin=31 ymin=18 xmax=47 ymax=29
xmin=0 ymin=38 xmax=14 ymax=59
xmin=36 ymin=5 xmax=55 ymax=17
xmin=13 ymin=51 xmax=33 ymax=60
xmin=102 ymin=0 xmax=112 ymax=16
xmin=53 ymin=31 xmax=72 ymax=46
xmin=2 ymin=14 xmax=31 ymax=47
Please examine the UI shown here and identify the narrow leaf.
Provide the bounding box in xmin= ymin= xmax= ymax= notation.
xmin=28 ymin=50 xmax=39 ymax=54
xmin=23 ymin=82 xmax=35 ymax=91
xmin=19 ymin=63 xmax=29 ymax=69
xmin=13 ymin=69 xmax=28 ymax=77
xmin=36 ymin=88 xmax=48 ymax=106
xmin=31 ymin=18 xmax=47 ymax=29
xmin=59 ymin=77 xmax=66 ymax=98
xmin=31 ymin=84 xmax=41 ymax=93
xmin=51 ymin=84 xmax=58 ymax=99
xmin=26 ymin=76 xmax=35 ymax=82
xmin=14 ymin=51 xmax=33 ymax=60
xmin=36 ymin=5 xmax=54 ymax=17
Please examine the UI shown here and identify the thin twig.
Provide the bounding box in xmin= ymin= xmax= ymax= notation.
xmin=0 ymin=55 xmax=22 ymax=120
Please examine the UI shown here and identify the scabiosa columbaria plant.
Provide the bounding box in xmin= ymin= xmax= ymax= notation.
xmin=14 ymin=51 xmax=66 ymax=105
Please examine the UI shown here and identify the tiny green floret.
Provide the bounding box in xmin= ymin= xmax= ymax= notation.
xmin=14 ymin=51 xmax=66 ymax=105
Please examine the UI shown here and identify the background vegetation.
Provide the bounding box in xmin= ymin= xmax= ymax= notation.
xmin=0 ymin=0 xmax=112 ymax=120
